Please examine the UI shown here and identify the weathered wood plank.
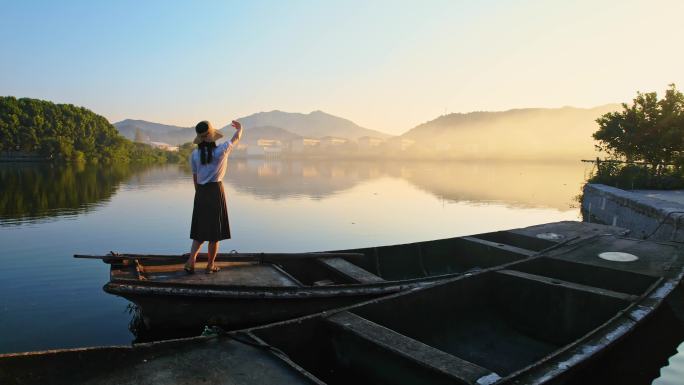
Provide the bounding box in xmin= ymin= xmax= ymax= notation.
xmin=460 ymin=236 xmax=537 ymax=257
xmin=317 ymin=257 xmax=385 ymax=283
xmin=326 ymin=311 xmax=499 ymax=385
xmin=150 ymin=264 xmax=302 ymax=287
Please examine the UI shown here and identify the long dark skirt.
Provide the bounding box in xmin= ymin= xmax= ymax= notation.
xmin=190 ymin=182 xmax=231 ymax=241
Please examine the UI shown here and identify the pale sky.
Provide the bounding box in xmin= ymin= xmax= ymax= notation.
xmin=2 ymin=0 xmax=683 ymax=134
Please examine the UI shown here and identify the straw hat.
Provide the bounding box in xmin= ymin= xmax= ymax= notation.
xmin=193 ymin=121 xmax=223 ymax=144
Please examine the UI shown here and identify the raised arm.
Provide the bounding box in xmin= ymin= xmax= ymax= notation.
xmin=230 ymin=120 xmax=243 ymax=145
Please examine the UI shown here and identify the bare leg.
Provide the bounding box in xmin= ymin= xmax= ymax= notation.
xmin=207 ymin=241 xmax=219 ymax=272
xmin=185 ymin=240 xmax=203 ymax=272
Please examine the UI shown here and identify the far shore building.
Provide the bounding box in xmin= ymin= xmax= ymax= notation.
xmin=257 ymin=139 xmax=281 ymax=147
xmin=320 ymin=136 xmax=348 ymax=149
xmin=246 ymin=139 xmax=283 ymax=157
xmin=149 ymin=141 xmax=179 ymax=152
xmin=289 ymin=138 xmax=321 ymax=153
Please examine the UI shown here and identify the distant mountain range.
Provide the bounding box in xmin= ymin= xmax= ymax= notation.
xmin=113 ymin=104 xmax=621 ymax=160
xmin=113 ymin=110 xmax=389 ymax=146
xmin=228 ymin=110 xmax=390 ymax=140
xmin=400 ymin=105 xmax=620 ymax=160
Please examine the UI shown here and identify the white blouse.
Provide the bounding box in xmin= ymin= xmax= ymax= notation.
xmin=190 ymin=139 xmax=236 ymax=184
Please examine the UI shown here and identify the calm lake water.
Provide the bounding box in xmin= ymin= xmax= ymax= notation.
xmin=0 ymin=159 xmax=682 ymax=384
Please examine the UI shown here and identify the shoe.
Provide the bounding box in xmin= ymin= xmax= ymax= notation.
xmin=184 ymin=262 xmax=195 ymax=274
xmin=206 ymin=265 xmax=221 ymax=274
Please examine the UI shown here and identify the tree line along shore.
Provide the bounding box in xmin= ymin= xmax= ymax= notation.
xmin=0 ymin=96 xmax=190 ymax=165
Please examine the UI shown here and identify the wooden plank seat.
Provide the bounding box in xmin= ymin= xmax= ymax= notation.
xmin=326 ymin=311 xmax=500 ymax=385
xmin=461 ymin=237 xmax=537 ymax=257
xmin=317 ymin=257 xmax=385 ymax=284
xmin=495 ymin=269 xmax=638 ymax=302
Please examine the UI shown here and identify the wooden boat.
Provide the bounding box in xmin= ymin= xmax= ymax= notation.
xmin=5 ymin=229 xmax=684 ymax=385
xmin=76 ymin=221 xmax=626 ymax=333
xmin=236 ymin=234 xmax=684 ymax=385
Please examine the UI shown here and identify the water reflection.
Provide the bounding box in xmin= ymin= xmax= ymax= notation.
xmin=0 ymin=159 xmax=587 ymax=226
xmin=0 ymin=162 xmax=141 ymax=225
xmin=225 ymin=159 xmax=392 ymax=200
xmin=398 ymin=161 xmax=591 ymax=210
xmin=225 ymin=159 xmax=589 ymax=210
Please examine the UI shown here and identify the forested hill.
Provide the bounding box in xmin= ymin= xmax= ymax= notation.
xmin=0 ymin=97 xmax=168 ymax=163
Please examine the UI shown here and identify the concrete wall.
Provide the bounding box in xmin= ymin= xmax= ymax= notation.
xmin=582 ymin=183 xmax=684 ymax=242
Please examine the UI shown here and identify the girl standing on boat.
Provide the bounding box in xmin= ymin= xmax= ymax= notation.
xmin=184 ymin=120 xmax=243 ymax=274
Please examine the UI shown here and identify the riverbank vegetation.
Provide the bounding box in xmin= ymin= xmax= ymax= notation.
xmin=0 ymin=97 xmax=183 ymax=164
xmin=589 ymin=84 xmax=684 ymax=189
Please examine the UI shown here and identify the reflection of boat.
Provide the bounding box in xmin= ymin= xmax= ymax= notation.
xmin=6 ymin=223 xmax=684 ymax=385
xmin=77 ymin=221 xmax=624 ymax=334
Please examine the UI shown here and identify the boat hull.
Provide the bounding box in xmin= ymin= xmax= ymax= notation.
xmin=117 ymin=290 xmax=387 ymax=336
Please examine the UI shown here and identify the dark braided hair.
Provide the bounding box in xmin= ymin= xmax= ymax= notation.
xmin=198 ymin=141 xmax=216 ymax=165
xmin=195 ymin=121 xmax=216 ymax=165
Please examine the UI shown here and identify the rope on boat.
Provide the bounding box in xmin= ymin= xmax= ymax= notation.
xmin=202 ymin=326 xmax=289 ymax=357
xmin=643 ymin=210 xmax=684 ymax=243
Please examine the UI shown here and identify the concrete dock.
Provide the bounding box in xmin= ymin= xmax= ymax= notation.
xmin=582 ymin=184 xmax=684 ymax=242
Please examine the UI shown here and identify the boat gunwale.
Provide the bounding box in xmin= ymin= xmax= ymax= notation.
xmin=103 ymin=241 xmax=567 ymax=299
xmin=104 ymin=280 xmax=413 ymax=299
xmin=0 ymin=333 xmax=214 ymax=359
xmin=104 ymin=233 xmax=581 ymax=298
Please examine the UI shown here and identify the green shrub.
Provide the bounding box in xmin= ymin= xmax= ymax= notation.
xmin=589 ymin=161 xmax=684 ymax=190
